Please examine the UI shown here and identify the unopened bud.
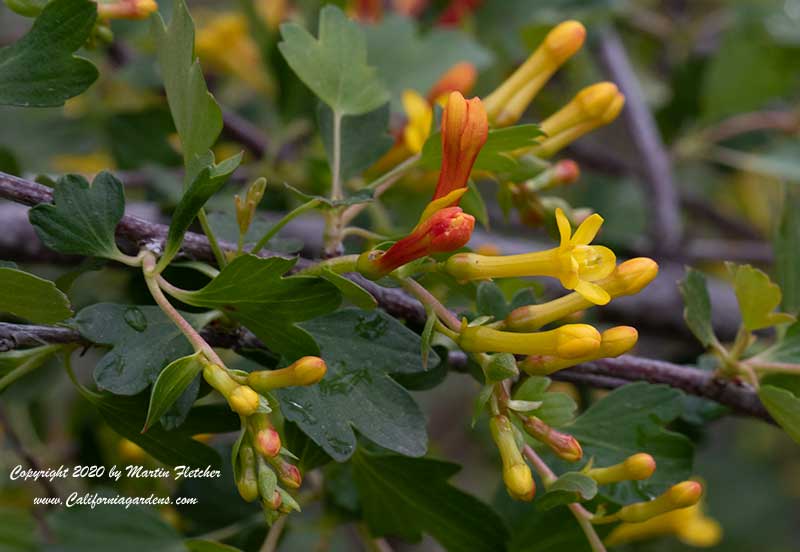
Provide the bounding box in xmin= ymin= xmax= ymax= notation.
xmin=587 ymin=453 xmax=656 ymax=485
xmin=263 ymin=489 xmax=282 ymax=510
xmin=98 ymin=0 xmax=158 ymax=20
xmin=248 ymin=356 xmax=328 ymax=392
xmin=427 ymin=62 xmax=478 ymax=104
xmin=256 ymin=428 xmax=282 ymax=457
xmin=504 ymin=463 xmax=535 ymax=501
xmin=485 ymin=353 xmax=520 ymax=382
xmin=613 ymin=481 xmax=703 ymax=524
xmin=229 ymin=385 xmax=260 ymax=417
xmin=490 ymin=415 xmax=536 ymax=501
xmin=236 ymin=444 xmax=259 ymax=502
xmin=256 ymin=455 xmax=278 ymax=503
xmin=520 ymin=326 xmax=638 ymax=375
xmin=203 ymin=363 xmax=260 ymax=416
xmin=521 ymin=415 xmax=582 ymax=462
xmin=267 ymin=457 xmax=302 ymax=490
xmin=459 ymin=324 xmax=601 ymax=358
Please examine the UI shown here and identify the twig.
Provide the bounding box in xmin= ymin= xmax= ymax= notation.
xmin=596 ymin=27 xmax=682 ymax=255
xmin=260 ymin=515 xmax=288 ymax=552
xmin=701 ymin=110 xmax=800 ymax=144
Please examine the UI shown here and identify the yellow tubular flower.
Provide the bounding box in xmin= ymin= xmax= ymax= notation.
xmin=483 ymin=21 xmax=586 ymax=127
xmin=506 ymin=257 xmax=658 ymax=331
xmin=459 ymin=324 xmax=601 ymax=358
xmin=520 ymin=415 xmax=582 ymax=462
xmin=490 ymin=415 xmax=535 ymax=501
xmin=604 ymin=481 xmax=704 ymax=524
xmin=203 ymin=363 xmax=260 ymax=416
xmin=586 ymin=453 xmax=656 ymax=485
xmin=519 ymin=326 xmax=638 ymax=375
xmin=402 ymin=90 xmax=434 ymax=154
xmin=248 ymin=356 xmax=328 ymax=392
xmin=605 ymin=503 xmax=722 ymax=548
xmin=446 ymin=208 xmax=615 ymax=304
xmin=523 ymin=82 xmax=625 ymax=158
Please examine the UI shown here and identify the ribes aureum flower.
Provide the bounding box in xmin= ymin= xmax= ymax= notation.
xmin=446 ymin=208 xmax=616 ymax=304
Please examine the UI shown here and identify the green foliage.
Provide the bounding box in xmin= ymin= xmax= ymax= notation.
xmin=565 ymin=383 xmax=693 ymax=503
xmin=277 ymin=308 xmax=435 ymax=460
xmin=729 ymin=263 xmax=795 ymax=330
xmin=513 ymin=377 xmax=578 ymax=427
xmin=278 ymin=5 xmax=389 ymax=116
xmin=153 ymin=0 xmax=223 ymax=176
xmin=159 ymin=155 xmax=243 ymax=268
xmin=144 ymin=351 xmax=204 ymax=432
xmin=477 ymin=281 xmax=511 ymax=320
xmin=0 ymin=344 xmax=62 ymax=393
xmin=758 ymin=385 xmax=800 ymax=444
xmin=318 ymin=103 xmax=394 ymax=181
xmin=352 ymin=450 xmax=509 ymax=552
xmin=0 ymin=267 xmax=71 ymax=323
xmin=0 ymin=0 xmax=98 ymax=107
xmin=536 ymin=472 xmax=597 ymax=511
xmin=775 ymin=187 xmax=800 ymax=314
xmin=173 ymin=255 xmax=341 ymax=360
xmin=318 ymin=268 xmax=377 ymax=310
xmin=679 ymin=268 xmax=717 ymax=347
xmin=29 ymin=172 xmax=126 ymax=261
xmin=758 ymin=321 xmax=800 ymax=363
xmin=75 ymin=304 xmax=204 ymax=397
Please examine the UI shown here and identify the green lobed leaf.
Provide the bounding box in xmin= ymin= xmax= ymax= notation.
xmin=679 ymin=268 xmax=717 ymax=347
xmin=173 ymin=255 xmax=341 ymax=360
xmin=49 ymin=505 xmax=184 ymax=552
xmin=775 ymin=187 xmax=800 ymax=315
xmin=0 ymin=0 xmax=98 ymax=107
xmin=153 ymin=0 xmax=223 ymax=175
xmin=4 ymin=0 xmax=47 ymax=17
xmin=536 ymin=472 xmax=598 ymax=512
xmin=318 ymin=102 xmax=394 ymax=181
xmin=278 ymin=5 xmax=389 ymax=116
xmin=29 ymin=172 xmax=126 ymax=261
xmin=159 ymin=154 xmax=243 ymax=268
xmin=319 ymin=268 xmax=377 ymax=310
xmin=75 ymin=303 xmax=205 ymax=398
xmin=759 ymin=385 xmax=800 ymax=444
xmin=283 ymin=183 xmax=374 ymax=209
xmin=564 ymin=382 xmax=693 ymax=504
xmin=513 ymin=376 xmax=577 ymax=427
xmin=758 ymin=321 xmax=800 ymax=364
xmin=144 ymin=352 xmax=205 ymax=432
xmin=276 ymin=308 xmax=436 ymax=460
xmin=729 ymin=263 xmax=795 ymax=331
xmin=352 ymin=450 xmax=509 ymax=552
xmin=363 ymin=14 xmax=492 ymax=108
xmin=0 ymin=345 xmax=62 ymax=393
xmin=0 ymin=267 xmax=72 ymax=323
xmin=108 ymin=108 xmax=183 ymax=170
xmin=476 ymin=281 xmax=510 ymax=321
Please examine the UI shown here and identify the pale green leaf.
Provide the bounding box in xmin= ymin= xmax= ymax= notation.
xmin=536 ymin=472 xmax=597 ymax=511
xmin=0 ymin=267 xmax=72 ymax=323
xmin=0 ymin=345 xmax=62 ymax=393
xmin=729 ymin=263 xmax=795 ymax=331
xmin=679 ymin=268 xmax=716 ymax=347
xmin=144 ymin=351 xmax=204 ymax=431
xmin=759 ymin=385 xmax=800 ymax=444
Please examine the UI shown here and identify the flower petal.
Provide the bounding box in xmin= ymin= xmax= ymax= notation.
xmin=574 ymin=280 xmax=611 ymax=305
xmin=571 ymin=213 xmax=604 ymax=245
xmin=555 ymin=208 xmax=571 ymax=246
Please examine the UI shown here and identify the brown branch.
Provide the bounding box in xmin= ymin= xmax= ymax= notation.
xmin=596 ymin=27 xmax=683 ymax=255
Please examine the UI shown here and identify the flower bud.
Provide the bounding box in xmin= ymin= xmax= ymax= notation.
xmin=427 ymin=62 xmax=478 ymax=104
xmin=490 ymin=415 xmax=535 ymax=501
xmin=524 ymin=82 xmax=625 ymax=158
xmin=520 ymin=326 xmax=638 ymax=375
xmin=276 ymin=487 xmax=302 ymax=513
xmin=250 ymin=413 xmax=282 ymax=458
xmin=506 ymin=258 xmax=658 ymax=331
xmin=267 ymin=457 xmax=302 ymax=490
xmin=235 ymin=178 xmax=267 ymax=236
xmin=484 ymin=21 xmax=586 ymax=127
xmin=586 ymin=453 xmax=656 ymax=485
xmin=236 ymin=444 xmax=259 ymax=502
xmin=460 ymin=324 xmax=601 ymax=358
xmin=520 ymin=415 xmax=583 ymax=462
xmin=98 ymin=0 xmax=157 ymax=19
xmin=248 ymin=356 xmax=328 ymax=392
xmin=263 ymin=489 xmax=282 ymax=511
xmin=432 ymin=92 xmax=489 ymax=201
xmin=229 ymin=386 xmax=260 ymax=417
xmin=613 ymin=481 xmax=703 ymax=524
xmin=484 ymin=353 xmax=520 ymax=382
xmin=357 ymin=206 xmax=475 ymax=280
xmin=256 ymin=454 xmax=278 ymax=501
xmin=604 ymin=503 xmax=722 ymax=548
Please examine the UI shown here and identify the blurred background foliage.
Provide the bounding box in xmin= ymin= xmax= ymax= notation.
xmin=1 ymin=0 xmax=800 ymax=550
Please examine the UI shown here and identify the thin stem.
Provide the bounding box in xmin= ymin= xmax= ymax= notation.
xmin=401 ymin=278 xmax=461 ymax=332
xmin=744 ymin=359 xmax=800 ymax=375
xmin=142 ymin=253 xmax=224 ymax=367
xmin=260 ymin=515 xmax=288 ymax=552
xmin=251 ymin=199 xmax=321 ymax=255
xmin=197 ymin=208 xmax=228 ymax=269
xmin=523 ymin=445 xmax=606 ymax=552
xmin=331 ymin=111 xmax=343 ymax=201
xmin=297 ymin=255 xmax=359 ymax=276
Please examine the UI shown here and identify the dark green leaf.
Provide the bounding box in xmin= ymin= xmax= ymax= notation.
xmin=0 ymin=0 xmax=98 ymax=107
xmin=174 ymin=255 xmax=341 ymax=360
xmin=4 ymin=0 xmax=47 ymax=17
xmin=284 ymin=420 xmax=332 ymax=472
xmin=283 ymin=182 xmax=374 ymax=208
xmin=0 ymin=267 xmax=72 ymax=323
xmin=278 ymin=5 xmax=389 ymax=116
xmin=144 ymin=352 xmax=204 ymax=431
xmin=29 ymin=172 xmax=126 ymax=261
xmin=477 ymin=281 xmax=509 ymax=321
xmin=75 ymin=303 xmax=205 ymax=396
xmin=159 ymin=154 xmax=243 ymax=268
xmin=319 ymin=268 xmax=377 ymax=310
xmin=501 ymin=494 xmax=601 ymax=552
xmin=776 ymin=187 xmax=800 ymax=314
xmin=277 ymin=308 xmax=435 ymax=460
xmin=108 ymin=108 xmax=183 ymax=170
xmin=513 ymin=376 xmax=577 ymax=427
xmin=759 ymin=385 xmax=800 ymax=444
xmin=352 ymin=450 xmax=508 ymax=552
xmin=318 ymin=103 xmax=394 ymax=181
xmin=0 ymin=345 xmax=62 ymax=393
xmin=565 ymin=383 xmax=693 ymax=503
xmin=49 ymin=505 xmax=183 ymax=552
xmin=536 ymin=472 xmax=597 ymax=511
xmin=153 ymin=0 xmax=223 ymax=174
xmin=679 ymin=268 xmax=716 ymax=347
